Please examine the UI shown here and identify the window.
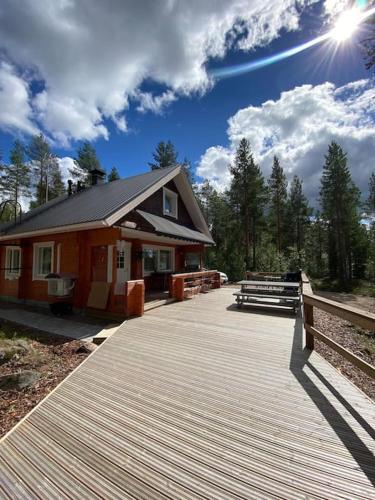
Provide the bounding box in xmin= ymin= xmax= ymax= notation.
xmin=5 ymin=246 xmax=21 ymax=279
xmin=163 ymin=187 xmax=178 ymax=218
xmin=159 ymin=250 xmax=171 ymax=271
xmin=33 ymin=242 xmax=54 ymax=280
xmin=143 ymin=246 xmax=174 ymax=275
xmin=185 ymin=252 xmax=200 ymax=271
xmin=143 ymin=248 xmax=157 ymax=274
xmin=117 ymin=250 xmax=125 ymax=269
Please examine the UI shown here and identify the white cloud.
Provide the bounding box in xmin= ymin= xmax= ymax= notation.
xmin=197 ymin=79 xmax=375 ymax=202
xmin=0 ymin=62 xmax=39 ymax=135
xmin=57 ymin=156 xmax=76 ymax=182
xmin=135 ymin=90 xmax=177 ymax=115
xmin=0 ymin=0 xmax=321 ymax=143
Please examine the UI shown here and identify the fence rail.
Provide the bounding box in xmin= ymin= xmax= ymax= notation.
xmin=301 ymin=272 xmax=375 ymax=380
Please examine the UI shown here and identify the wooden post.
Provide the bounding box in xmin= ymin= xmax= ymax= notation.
xmin=125 ymin=279 xmax=145 ymax=317
xmin=175 ymin=277 xmax=185 ymax=301
xmin=304 ymin=302 xmax=314 ymax=350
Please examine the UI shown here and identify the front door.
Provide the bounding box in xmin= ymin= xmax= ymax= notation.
xmin=91 ymin=245 xmax=108 ymax=282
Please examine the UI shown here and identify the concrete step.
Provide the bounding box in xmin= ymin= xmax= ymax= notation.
xmin=92 ymin=323 xmax=121 ymax=345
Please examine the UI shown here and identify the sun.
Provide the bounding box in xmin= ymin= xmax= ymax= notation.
xmin=330 ymin=8 xmax=362 ymax=42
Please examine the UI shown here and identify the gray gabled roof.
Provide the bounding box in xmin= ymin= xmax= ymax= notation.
xmin=137 ymin=210 xmax=214 ymax=244
xmin=0 ymin=166 xmax=181 ymax=238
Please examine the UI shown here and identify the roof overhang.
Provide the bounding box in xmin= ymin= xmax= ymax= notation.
xmin=135 ymin=210 xmax=214 ymax=245
xmin=0 ymin=220 xmax=108 ymax=241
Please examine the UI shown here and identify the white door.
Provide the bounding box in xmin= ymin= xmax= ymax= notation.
xmin=116 ymin=241 xmax=131 ymax=283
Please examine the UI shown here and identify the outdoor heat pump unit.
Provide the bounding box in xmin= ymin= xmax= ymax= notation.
xmin=45 ymin=273 xmax=76 ymax=297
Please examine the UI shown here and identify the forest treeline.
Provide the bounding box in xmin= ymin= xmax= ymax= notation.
xmin=0 ymin=135 xmax=120 ymax=220
xmin=1 ymin=135 xmax=374 ymax=289
xmin=195 ymin=139 xmax=375 ymax=288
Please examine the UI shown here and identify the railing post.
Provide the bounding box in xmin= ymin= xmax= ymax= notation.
xmin=175 ymin=277 xmax=185 ymax=301
xmin=125 ymin=280 xmax=145 ymax=317
xmin=304 ymin=301 xmax=314 ymax=350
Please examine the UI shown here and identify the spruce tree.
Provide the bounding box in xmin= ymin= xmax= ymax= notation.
xmin=149 ymin=141 xmax=178 ymax=170
xmin=229 ymin=138 xmax=267 ymax=271
xmin=72 ymin=141 xmax=102 ymax=183
xmin=0 ymin=140 xmax=31 ymax=215
xmin=287 ymin=175 xmax=311 ymax=253
xmin=320 ymin=141 xmax=360 ymax=285
xmin=108 ymin=166 xmax=120 ymax=182
xmin=268 ymin=156 xmax=288 ymax=255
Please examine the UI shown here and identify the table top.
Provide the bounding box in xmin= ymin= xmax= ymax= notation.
xmin=238 ymin=280 xmax=300 ymax=288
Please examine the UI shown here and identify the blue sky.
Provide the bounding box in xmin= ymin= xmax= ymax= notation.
xmin=0 ymin=0 xmax=374 ymax=203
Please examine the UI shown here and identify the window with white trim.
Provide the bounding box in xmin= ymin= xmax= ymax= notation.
xmin=33 ymin=242 xmax=54 ymax=280
xmin=143 ymin=246 xmax=174 ymax=276
xmin=163 ymin=187 xmax=178 ymax=218
xmin=5 ymin=246 xmax=21 ymax=279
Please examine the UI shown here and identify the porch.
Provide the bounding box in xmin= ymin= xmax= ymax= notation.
xmin=1 ymin=287 xmax=374 ymax=498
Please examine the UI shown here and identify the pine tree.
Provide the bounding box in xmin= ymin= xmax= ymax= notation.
xmin=108 ymin=166 xmax=120 ymax=182
xmin=287 ymin=175 xmax=311 ymax=253
xmin=0 ymin=140 xmax=31 ymax=215
xmin=195 ymin=180 xmax=243 ymax=280
xmin=320 ymin=141 xmax=361 ymax=285
xmin=149 ymin=141 xmax=178 ymax=170
xmin=229 ymin=138 xmax=267 ymax=271
xmin=28 ymin=134 xmax=55 ymax=207
xmin=48 ymin=157 xmax=66 ymax=200
xmin=366 ymin=172 xmax=375 ymax=212
xmin=72 ymin=141 xmax=102 ymax=183
xmin=268 ymin=156 xmax=288 ymax=255
xmin=181 ymin=157 xmax=195 ymax=184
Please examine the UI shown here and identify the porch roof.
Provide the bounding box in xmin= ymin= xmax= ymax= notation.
xmin=136 ymin=210 xmax=214 ymax=244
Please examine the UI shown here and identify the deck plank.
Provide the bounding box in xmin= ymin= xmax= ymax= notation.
xmin=1 ymin=288 xmax=374 ymax=499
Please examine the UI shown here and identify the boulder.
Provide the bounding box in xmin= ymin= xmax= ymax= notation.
xmin=0 ymin=370 xmax=40 ymax=391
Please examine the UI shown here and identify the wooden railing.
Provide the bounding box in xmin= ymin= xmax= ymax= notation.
xmin=125 ymin=280 xmax=145 ymax=317
xmin=170 ymin=271 xmax=221 ymax=301
xmin=301 ymin=272 xmax=375 ymax=379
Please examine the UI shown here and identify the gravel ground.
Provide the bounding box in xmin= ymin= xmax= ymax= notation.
xmin=0 ymin=322 xmax=91 ymax=438
xmin=314 ymin=292 xmax=375 ymax=401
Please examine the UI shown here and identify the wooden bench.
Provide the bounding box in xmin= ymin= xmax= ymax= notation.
xmin=234 ymin=280 xmax=300 ymax=314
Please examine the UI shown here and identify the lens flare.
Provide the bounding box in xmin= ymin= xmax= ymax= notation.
xmin=210 ymin=6 xmax=375 ymax=80
xmin=330 ymin=8 xmax=363 ymax=42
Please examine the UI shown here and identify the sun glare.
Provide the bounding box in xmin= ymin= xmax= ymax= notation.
xmin=330 ymin=8 xmax=362 ymax=42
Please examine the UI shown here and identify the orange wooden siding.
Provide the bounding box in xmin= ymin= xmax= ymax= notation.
xmin=0 ymin=228 xmax=204 ymax=316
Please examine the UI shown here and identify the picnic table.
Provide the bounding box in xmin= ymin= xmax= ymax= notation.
xmin=234 ymin=280 xmax=300 ymax=313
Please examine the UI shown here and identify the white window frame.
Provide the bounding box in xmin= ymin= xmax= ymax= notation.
xmin=163 ymin=187 xmax=178 ymax=219
xmin=33 ymin=242 xmax=54 ymax=280
xmin=142 ymin=245 xmax=175 ymax=276
xmin=5 ymin=246 xmax=21 ymax=280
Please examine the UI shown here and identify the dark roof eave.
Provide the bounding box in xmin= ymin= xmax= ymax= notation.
xmin=154 ymin=231 xmax=214 ymax=245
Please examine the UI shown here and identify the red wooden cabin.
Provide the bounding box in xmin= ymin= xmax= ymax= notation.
xmin=0 ymin=165 xmax=215 ymax=318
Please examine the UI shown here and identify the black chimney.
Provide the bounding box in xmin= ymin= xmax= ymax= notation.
xmin=90 ymin=168 xmax=106 ymax=186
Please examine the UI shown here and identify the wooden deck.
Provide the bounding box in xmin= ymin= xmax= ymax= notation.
xmin=1 ymin=288 xmax=375 ymax=499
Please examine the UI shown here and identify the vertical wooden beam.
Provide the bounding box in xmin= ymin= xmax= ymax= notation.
xmin=175 ymin=277 xmax=185 ymax=301
xmin=304 ymin=302 xmax=314 ymax=350
xmin=125 ymin=279 xmax=145 ymax=317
